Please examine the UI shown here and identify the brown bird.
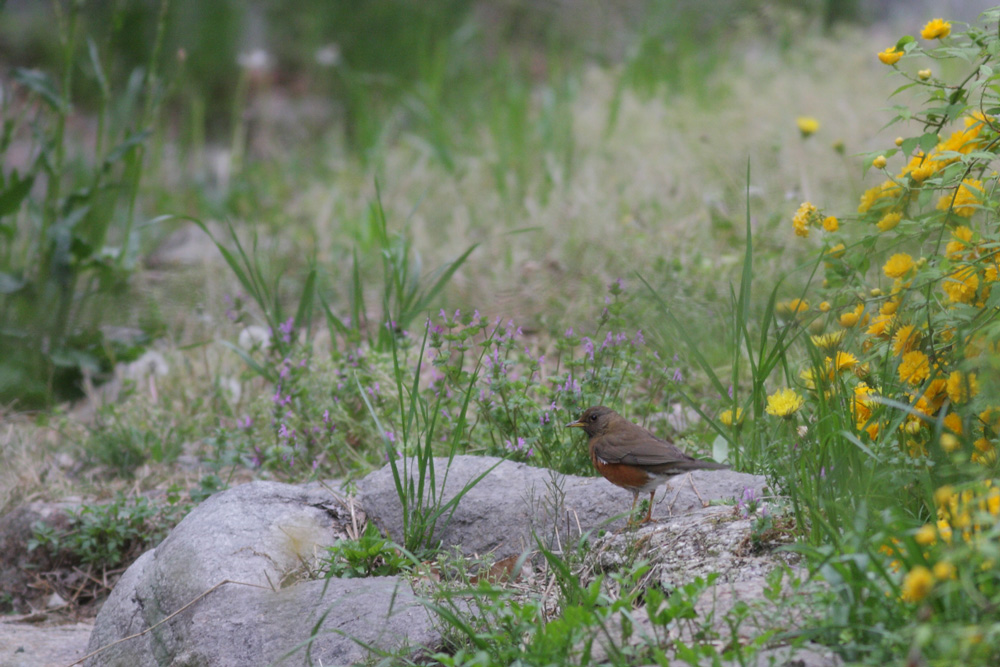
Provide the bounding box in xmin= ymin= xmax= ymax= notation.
xmin=566 ymin=405 xmax=729 ymax=524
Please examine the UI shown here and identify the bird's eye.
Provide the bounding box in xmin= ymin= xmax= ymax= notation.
xmin=589 ymin=414 xmax=597 ymax=421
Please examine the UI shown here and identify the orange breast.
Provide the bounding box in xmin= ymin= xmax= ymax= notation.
xmin=592 ymin=454 xmax=653 ymax=490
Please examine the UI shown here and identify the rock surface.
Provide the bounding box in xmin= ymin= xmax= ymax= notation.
xmin=79 ymin=456 xmax=836 ymax=666
xmin=356 ymin=455 xmax=765 ymax=559
xmin=84 ymin=481 xmax=440 ymax=666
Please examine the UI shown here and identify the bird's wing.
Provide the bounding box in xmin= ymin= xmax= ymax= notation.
xmin=592 ymin=427 xmax=729 ymax=472
xmin=591 ymin=429 xmax=695 ymax=466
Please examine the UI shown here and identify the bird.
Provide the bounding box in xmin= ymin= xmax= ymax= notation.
xmin=566 ymin=405 xmax=729 ymax=524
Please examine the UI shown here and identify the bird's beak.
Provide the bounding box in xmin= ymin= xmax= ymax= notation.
xmin=565 ymin=419 xmax=584 ymax=429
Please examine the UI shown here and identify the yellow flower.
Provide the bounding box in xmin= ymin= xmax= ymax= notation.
xmin=892 ymin=324 xmax=920 ymax=355
xmin=766 ymin=388 xmax=804 ymax=418
xmin=873 ymin=155 xmax=888 ymax=169
xmin=933 ymin=561 xmax=956 ymax=580
xmin=877 ymin=211 xmax=902 ymax=232
xmin=898 ymin=350 xmax=930 ymax=385
xmin=918 ymin=69 xmax=932 ymax=80
xmin=776 ymin=298 xmax=809 ymax=317
xmin=854 ymin=383 xmax=876 ymax=424
xmin=825 ymin=243 xmax=846 ymax=258
xmin=829 ymin=351 xmax=858 ymax=373
xmin=943 ymin=265 xmax=979 ymax=304
xmin=895 ymin=137 xmax=904 ymax=147
xmin=822 ymin=216 xmax=839 ymax=232
xmin=947 ymin=371 xmax=979 ymax=404
xmin=884 ymin=253 xmax=915 ymax=279
xmin=937 ymin=179 xmax=984 ymax=217
xmin=810 ymin=330 xmax=844 ymax=349
xmin=839 ymin=303 xmax=865 ymax=328
xmin=797 ymin=117 xmax=820 ymax=137
xmin=901 ymin=566 xmax=934 ymax=602
xmin=921 ymin=18 xmax=952 ymax=39
xmin=943 ymin=412 xmax=963 ymax=435
xmin=818 ymin=301 xmax=832 ymax=313
xmin=915 ymin=524 xmax=937 ymax=545
xmin=858 ymin=179 xmax=902 ymax=213
xmin=945 ymin=226 xmax=974 ymax=258
xmin=866 ymin=313 xmax=895 ymax=337
xmin=973 ymin=448 xmax=997 ymax=465
xmin=878 ymin=46 xmax=903 ymax=65
xmin=793 ymin=202 xmax=817 ymax=238
xmin=720 ymin=408 xmax=744 ymax=426
xmin=935 ymin=485 xmax=955 ymax=508
xmin=988 ymin=488 xmax=1000 ymax=515
xmin=941 ymin=433 xmax=961 ymax=453
xmin=937 ymin=519 xmax=953 ymax=543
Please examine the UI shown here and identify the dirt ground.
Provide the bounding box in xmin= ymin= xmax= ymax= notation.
xmin=0 ymin=616 xmax=93 ymax=667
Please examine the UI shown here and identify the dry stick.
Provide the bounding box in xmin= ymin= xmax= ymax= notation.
xmin=65 ymin=579 xmax=269 ymax=667
xmin=687 ymin=473 xmax=708 ymax=507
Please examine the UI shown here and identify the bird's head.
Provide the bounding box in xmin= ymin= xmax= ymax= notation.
xmin=566 ymin=405 xmax=618 ymax=437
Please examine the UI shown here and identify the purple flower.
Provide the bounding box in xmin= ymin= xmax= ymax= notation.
xmin=278 ymin=317 xmax=295 ymax=343
xmin=565 ymin=327 xmax=574 ymax=338
xmin=673 ymin=368 xmax=684 ymax=383
xmin=581 ymin=337 xmax=595 ymax=361
xmin=633 ymin=329 xmax=645 ymax=346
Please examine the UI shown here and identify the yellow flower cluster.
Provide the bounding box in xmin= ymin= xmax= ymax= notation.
xmin=792 ymin=202 xmax=818 ymax=237
xmin=765 ymin=388 xmax=804 ymax=418
xmin=858 ymin=113 xmax=988 ymax=221
xmin=880 ymin=481 xmax=995 ymax=604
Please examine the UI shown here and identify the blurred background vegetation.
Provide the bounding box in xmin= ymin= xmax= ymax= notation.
xmin=4 ymin=5 xmax=1000 ymax=663
xmin=0 ymin=0 xmax=992 ymax=404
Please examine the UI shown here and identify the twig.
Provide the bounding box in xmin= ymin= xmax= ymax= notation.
xmin=687 ymin=473 xmax=707 ymax=507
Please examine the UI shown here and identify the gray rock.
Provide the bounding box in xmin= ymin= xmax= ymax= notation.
xmin=357 ymin=455 xmax=766 ymax=559
xmin=84 ymin=481 xmax=440 ymax=666
xmin=591 ymin=506 xmax=799 ymax=588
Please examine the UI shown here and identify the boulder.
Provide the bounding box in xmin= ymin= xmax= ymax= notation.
xmin=356 ymin=455 xmax=766 ymax=559
xmin=84 ymin=481 xmax=440 ymax=666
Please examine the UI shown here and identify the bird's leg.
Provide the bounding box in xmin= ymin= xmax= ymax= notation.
xmin=640 ymin=490 xmax=656 ymax=524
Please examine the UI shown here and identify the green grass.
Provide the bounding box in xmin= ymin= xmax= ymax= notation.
xmin=4 ymin=3 xmax=1000 ymax=665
